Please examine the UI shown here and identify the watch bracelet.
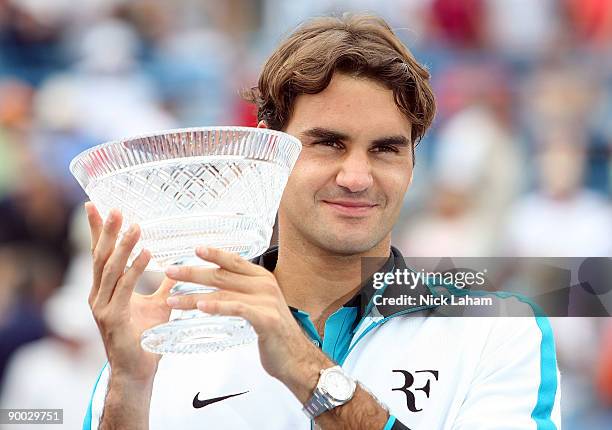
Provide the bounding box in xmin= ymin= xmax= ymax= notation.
xmin=303 ymin=387 xmax=335 ymax=419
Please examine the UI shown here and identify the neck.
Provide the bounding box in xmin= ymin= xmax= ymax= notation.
xmin=273 ymin=232 xmax=391 ymax=323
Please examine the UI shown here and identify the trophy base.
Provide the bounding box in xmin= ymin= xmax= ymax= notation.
xmin=140 ymin=312 xmax=257 ymax=354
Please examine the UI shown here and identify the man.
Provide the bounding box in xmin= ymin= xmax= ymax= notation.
xmin=83 ymin=13 xmax=561 ymax=430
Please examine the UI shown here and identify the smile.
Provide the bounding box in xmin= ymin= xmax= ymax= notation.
xmin=322 ymin=200 xmax=378 ymax=216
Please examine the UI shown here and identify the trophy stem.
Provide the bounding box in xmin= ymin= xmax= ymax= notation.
xmin=168 ymin=281 xmax=216 ymax=322
xmin=140 ymin=260 xmax=257 ymax=354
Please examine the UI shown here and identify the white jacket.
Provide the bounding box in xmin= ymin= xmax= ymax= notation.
xmin=84 ymin=247 xmax=561 ymax=429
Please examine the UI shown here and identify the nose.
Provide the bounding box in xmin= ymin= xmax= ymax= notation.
xmin=336 ymin=150 xmax=373 ymax=193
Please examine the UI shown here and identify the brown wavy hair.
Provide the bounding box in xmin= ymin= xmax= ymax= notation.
xmin=242 ymin=13 xmax=436 ymax=147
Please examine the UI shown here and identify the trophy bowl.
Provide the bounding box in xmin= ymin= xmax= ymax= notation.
xmin=70 ymin=127 xmax=302 ymax=354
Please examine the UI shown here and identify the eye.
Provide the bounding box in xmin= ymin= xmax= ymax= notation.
xmin=313 ymin=140 xmax=344 ymax=150
xmin=371 ymin=144 xmax=399 ymax=153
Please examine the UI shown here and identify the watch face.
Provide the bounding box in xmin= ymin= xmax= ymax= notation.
xmin=322 ymin=369 xmax=355 ymax=402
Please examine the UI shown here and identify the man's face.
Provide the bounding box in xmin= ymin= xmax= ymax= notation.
xmin=277 ymin=73 xmax=414 ymax=255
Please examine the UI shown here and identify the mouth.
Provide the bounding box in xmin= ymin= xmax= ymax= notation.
xmin=321 ymin=200 xmax=379 ymax=217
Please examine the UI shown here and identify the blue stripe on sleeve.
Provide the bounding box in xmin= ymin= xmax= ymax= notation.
xmin=83 ymin=362 xmax=108 ymax=430
xmin=512 ymin=294 xmax=558 ymax=430
xmin=383 ymin=415 xmax=397 ymax=430
xmin=530 ymin=315 xmax=559 ymax=430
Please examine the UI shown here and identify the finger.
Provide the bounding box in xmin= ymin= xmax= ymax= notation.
xmin=153 ymin=276 xmax=177 ymax=300
xmin=196 ymin=247 xmax=264 ymax=276
xmin=164 ymin=265 xmax=259 ymax=293
xmin=96 ymin=223 xmax=141 ymax=305
xmin=111 ymin=249 xmax=151 ymax=305
xmin=90 ymin=209 xmax=122 ymax=304
xmin=166 ymin=290 xmax=256 ymax=310
xmin=84 ymin=202 xmax=103 ymax=254
xmin=196 ymin=300 xmax=264 ymax=328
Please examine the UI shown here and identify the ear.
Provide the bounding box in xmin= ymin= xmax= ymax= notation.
xmin=256 ymin=120 xmax=268 ymax=129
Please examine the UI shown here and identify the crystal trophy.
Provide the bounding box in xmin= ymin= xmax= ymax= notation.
xmin=70 ymin=127 xmax=302 ymax=354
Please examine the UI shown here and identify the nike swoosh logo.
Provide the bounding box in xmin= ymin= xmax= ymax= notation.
xmin=192 ymin=391 xmax=248 ymax=409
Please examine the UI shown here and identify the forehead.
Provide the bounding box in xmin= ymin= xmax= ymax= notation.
xmin=285 ymin=73 xmax=412 ymax=141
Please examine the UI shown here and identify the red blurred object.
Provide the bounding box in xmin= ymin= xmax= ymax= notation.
xmin=233 ymin=98 xmax=258 ymax=127
xmin=565 ymin=0 xmax=612 ymax=47
xmin=597 ymin=320 xmax=612 ymax=406
xmin=0 ymin=79 xmax=34 ymax=128
xmin=433 ymin=61 xmax=512 ymax=121
xmin=430 ymin=0 xmax=486 ymax=49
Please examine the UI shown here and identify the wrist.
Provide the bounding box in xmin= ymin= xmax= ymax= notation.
xmin=106 ymin=374 xmax=155 ymax=416
xmin=278 ymin=348 xmax=334 ymax=403
xmin=109 ymin=370 xmax=156 ymax=392
xmin=108 ymin=359 xmax=159 ymax=387
xmin=303 ymin=366 xmax=358 ymax=420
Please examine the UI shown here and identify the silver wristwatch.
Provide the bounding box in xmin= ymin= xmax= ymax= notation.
xmin=303 ymin=365 xmax=357 ymax=419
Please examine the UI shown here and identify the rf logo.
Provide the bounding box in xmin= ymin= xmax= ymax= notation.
xmin=392 ymin=369 xmax=439 ymax=412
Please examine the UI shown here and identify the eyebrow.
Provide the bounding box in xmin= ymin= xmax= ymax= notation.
xmin=372 ymin=135 xmax=410 ymax=147
xmin=301 ymin=127 xmax=349 ymax=141
xmin=301 ymin=127 xmax=410 ymax=147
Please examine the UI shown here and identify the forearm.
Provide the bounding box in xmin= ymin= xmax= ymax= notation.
xmin=100 ymin=375 xmax=154 ymax=430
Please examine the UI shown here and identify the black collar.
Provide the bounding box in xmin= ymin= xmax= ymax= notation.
xmin=252 ymin=245 xmax=435 ymax=320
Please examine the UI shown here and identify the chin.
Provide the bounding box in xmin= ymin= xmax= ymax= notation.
xmin=317 ymin=234 xmax=381 ymax=256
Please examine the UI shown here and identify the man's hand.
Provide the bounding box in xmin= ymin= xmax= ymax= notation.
xmin=164 ymin=246 xmax=331 ymax=399
xmin=164 ymin=247 xmax=390 ymax=429
xmin=86 ymin=202 xmax=175 ymax=383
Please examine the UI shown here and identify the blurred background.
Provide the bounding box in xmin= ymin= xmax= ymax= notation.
xmin=0 ymin=0 xmax=610 ymax=428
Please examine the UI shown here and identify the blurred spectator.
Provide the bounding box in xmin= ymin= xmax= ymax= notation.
xmin=522 ymin=65 xmax=599 ymax=144
xmin=0 ymin=284 xmax=104 ymax=429
xmin=397 ymin=62 xmax=524 ymax=257
xmin=396 ymin=184 xmax=496 ymax=257
xmin=147 ymin=27 xmax=234 ymax=126
xmin=485 ymin=0 xmax=559 ymax=60
xmin=432 ymin=86 xmax=523 ymax=218
xmin=0 ymin=1 xmax=68 ymax=84
xmin=0 ymin=78 xmax=33 ymax=129
xmin=0 ymin=79 xmax=33 ymax=197
xmin=0 ymin=146 xmax=74 ymax=272
xmin=52 ymin=18 xmax=176 ymax=141
xmin=0 ymin=245 xmax=56 ymax=389
xmin=504 ymin=128 xmax=612 ymax=257
xmin=0 ymin=208 xmax=105 ymax=429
